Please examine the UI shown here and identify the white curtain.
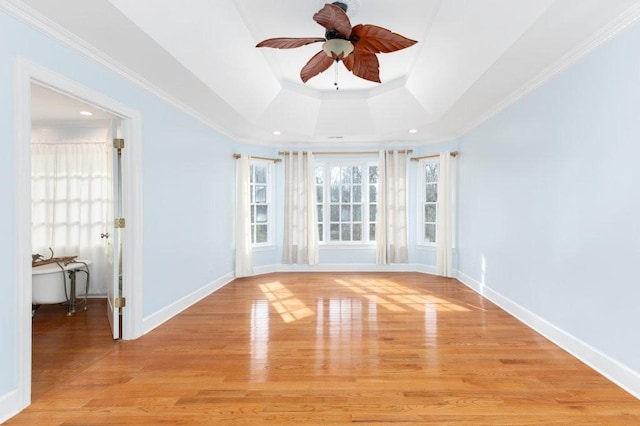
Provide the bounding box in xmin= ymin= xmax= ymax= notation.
xmin=283 ymin=152 xmax=319 ymax=265
xmin=436 ymin=152 xmax=456 ymax=277
xmin=32 ymin=137 xmax=111 ymax=294
xmin=376 ymin=150 xmax=409 ymax=264
xmin=235 ymin=154 xmax=253 ymax=277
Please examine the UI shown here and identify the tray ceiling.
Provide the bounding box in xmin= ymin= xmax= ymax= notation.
xmin=18 ymin=0 xmax=640 ymax=145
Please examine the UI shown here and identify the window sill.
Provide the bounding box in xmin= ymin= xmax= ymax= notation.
xmin=416 ymin=244 xmax=437 ymax=250
xmin=319 ymin=244 xmax=376 ymax=250
xmin=252 ymin=244 xmax=276 ymax=252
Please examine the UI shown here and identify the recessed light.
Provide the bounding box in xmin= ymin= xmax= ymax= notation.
xmin=272 ymin=130 xmax=281 ymax=135
xmin=79 ymin=111 xmax=93 ymax=116
xmin=409 ymin=129 xmax=418 ymax=134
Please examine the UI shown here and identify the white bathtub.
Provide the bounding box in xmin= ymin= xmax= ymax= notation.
xmin=32 ymin=260 xmax=91 ymax=305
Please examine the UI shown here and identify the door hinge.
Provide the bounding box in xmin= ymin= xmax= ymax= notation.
xmin=114 ymin=218 xmax=126 ymax=228
xmin=114 ymin=297 xmax=126 ymax=308
xmin=113 ymin=138 xmax=125 ymax=150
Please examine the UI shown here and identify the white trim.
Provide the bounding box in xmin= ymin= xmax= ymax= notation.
xmin=455 ymin=270 xmax=640 ymax=400
xmin=0 ymin=390 xmax=21 ymax=424
xmin=9 ymin=53 xmax=32 ymax=423
xmin=277 ymin=263 xmax=420 ymax=273
xmin=253 ymin=263 xmax=435 ymax=275
xmin=142 ymin=272 xmax=235 ymax=334
xmin=12 ymin=57 xmax=144 ymax=416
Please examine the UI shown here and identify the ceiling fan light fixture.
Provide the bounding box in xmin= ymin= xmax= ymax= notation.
xmin=322 ymin=38 xmax=354 ymax=59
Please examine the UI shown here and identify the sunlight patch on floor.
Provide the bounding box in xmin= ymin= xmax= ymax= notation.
xmin=260 ymin=281 xmax=314 ymax=323
xmin=335 ymin=278 xmax=469 ymax=313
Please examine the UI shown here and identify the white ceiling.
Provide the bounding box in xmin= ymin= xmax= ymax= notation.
xmin=31 ymin=83 xmax=117 ymax=122
xmin=19 ymin=0 xmax=640 ymax=146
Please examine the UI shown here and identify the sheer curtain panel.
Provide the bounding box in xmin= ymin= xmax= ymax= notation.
xmin=32 ymin=137 xmax=111 ymax=294
xmin=436 ymin=152 xmax=456 ymax=277
xmin=235 ymin=154 xmax=253 ymax=277
xmin=376 ymin=150 xmax=409 ymax=264
xmin=282 ymin=152 xmax=319 ymax=265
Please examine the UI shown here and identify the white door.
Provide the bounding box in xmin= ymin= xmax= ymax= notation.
xmin=105 ymin=119 xmax=123 ymax=339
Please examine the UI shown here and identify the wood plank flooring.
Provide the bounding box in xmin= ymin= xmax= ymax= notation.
xmin=8 ymin=272 xmax=640 ymax=424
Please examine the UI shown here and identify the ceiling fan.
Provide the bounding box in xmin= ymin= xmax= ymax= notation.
xmin=256 ymin=2 xmax=417 ymax=86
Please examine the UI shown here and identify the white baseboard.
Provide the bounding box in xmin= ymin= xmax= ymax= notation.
xmin=275 ymin=263 xmax=421 ymax=273
xmin=141 ymin=272 xmax=234 ymax=334
xmin=0 ymin=389 xmax=26 ymax=424
xmin=455 ymin=270 xmax=640 ymax=400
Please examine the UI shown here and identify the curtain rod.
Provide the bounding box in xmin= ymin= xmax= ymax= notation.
xmin=410 ymin=151 xmax=459 ymax=162
xmin=278 ymin=149 xmax=413 ymax=156
xmin=233 ymin=154 xmax=281 ymax=163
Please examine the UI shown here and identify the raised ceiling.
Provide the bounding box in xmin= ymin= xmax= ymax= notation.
xmin=17 ymin=0 xmax=640 ymax=146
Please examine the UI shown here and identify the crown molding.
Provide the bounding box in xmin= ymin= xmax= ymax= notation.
xmin=0 ymin=0 xmax=236 ymax=140
xmin=456 ymin=1 xmax=640 ymax=140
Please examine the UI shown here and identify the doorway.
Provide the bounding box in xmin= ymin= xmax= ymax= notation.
xmin=14 ymin=58 xmax=143 ymax=409
xmin=31 ymin=83 xmax=121 ymax=330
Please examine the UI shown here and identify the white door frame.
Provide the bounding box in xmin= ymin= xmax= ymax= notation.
xmin=13 ymin=57 xmax=143 ymax=409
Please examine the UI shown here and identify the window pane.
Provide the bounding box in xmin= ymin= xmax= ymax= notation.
xmin=425 ymin=224 xmax=436 ymax=243
xmin=425 ymin=183 xmax=437 ymax=203
xmin=255 ymin=225 xmax=268 ymax=243
xmin=341 ymin=185 xmax=351 ymax=203
xmin=315 ymin=166 xmax=324 ymax=184
xmin=331 ymin=167 xmax=341 ymax=185
xmin=353 ymin=205 xmax=362 ymax=221
xmin=251 ymin=205 xmax=255 ymax=222
xmin=369 ymin=204 xmax=376 ymax=221
xmin=316 ymin=186 xmax=323 ymax=202
xmin=341 ymin=167 xmax=352 ymax=183
xmin=330 ymin=224 xmax=340 ymax=241
xmin=369 ymin=185 xmax=377 ymax=203
xmin=341 ymin=205 xmax=351 ymax=222
xmin=330 ymin=205 xmax=339 ymax=221
xmin=425 ymin=204 xmax=436 ymax=222
xmin=370 ymin=223 xmax=376 ymax=241
xmin=369 ymin=166 xmax=378 ymax=183
xmin=318 ymin=224 xmax=323 ymax=242
xmin=330 ymin=185 xmax=340 ymax=202
xmin=250 ymin=187 xmax=254 ymax=203
xmin=353 ymin=185 xmax=362 ymax=203
xmin=255 ymin=185 xmax=267 ymax=203
xmin=255 ymin=165 xmax=267 ymax=183
xmin=341 ymin=224 xmax=351 ymax=240
xmin=317 ymin=205 xmax=323 ymax=222
xmin=353 ymin=224 xmax=362 ymax=241
xmin=353 ymin=167 xmax=362 ymax=184
xmin=256 ymin=205 xmax=268 ymax=223
xmin=425 ymin=163 xmax=438 ymax=183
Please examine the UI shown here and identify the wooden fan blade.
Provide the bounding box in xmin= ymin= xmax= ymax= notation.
xmin=301 ymin=51 xmax=335 ymax=83
xmin=313 ymin=3 xmax=352 ymax=39
xmin=256 ymin=37 xmax=326 ymax=49
xmin=350 ymin=24 xmax=417 ymax=54
xmin=343 ymin=51 xmax=380 ymax=83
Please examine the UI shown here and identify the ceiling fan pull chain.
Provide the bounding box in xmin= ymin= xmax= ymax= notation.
xmin=334 ymin=60 xmax=339 ymax=90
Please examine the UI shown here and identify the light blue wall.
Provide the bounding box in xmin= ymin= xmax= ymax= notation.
xmin=0 ymin=8 xmax=238 ymax=406
xmin=457 ymin=22 xmax=640 ymax=373
xmin=0 ymin=10 xmax=19 ymax=399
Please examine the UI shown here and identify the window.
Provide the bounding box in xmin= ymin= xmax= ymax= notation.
xmin=419 ymin=159 xmax=439 ymax=244
xmin=250 ymin=161 xmax=273 ymax=245
xmin=315 ymin=161 xmax=378 ymax=244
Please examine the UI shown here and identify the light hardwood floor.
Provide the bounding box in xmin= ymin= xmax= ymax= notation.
xmin=8 ymin=272 xmax=640 ymax=425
